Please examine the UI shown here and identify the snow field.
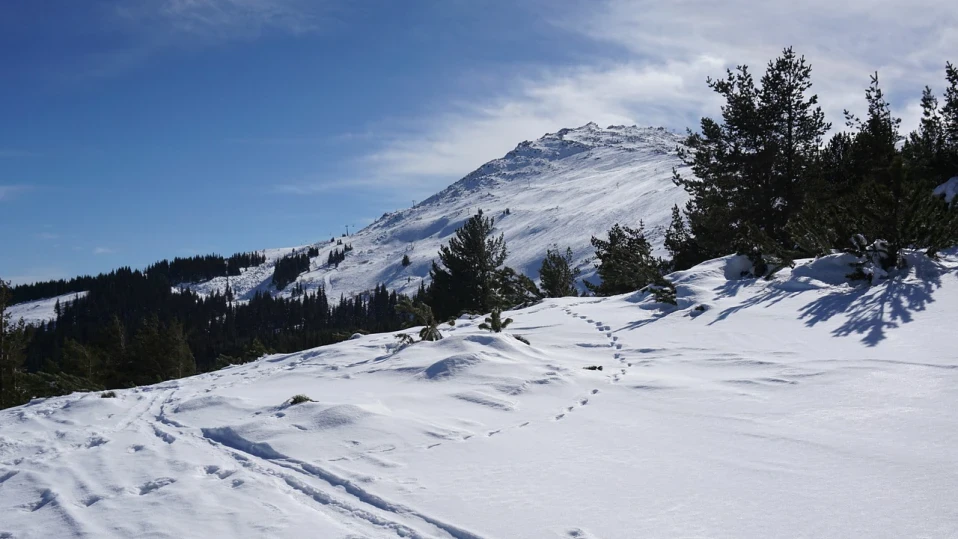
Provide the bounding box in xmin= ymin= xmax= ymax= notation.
xmin=2 ymin=251 xmax=956 ymax=538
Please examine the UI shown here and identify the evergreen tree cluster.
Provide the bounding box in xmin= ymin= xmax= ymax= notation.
xmin=226 ymin=251 xmax=267 ymax=276
xmin=426 ymin=210 xmax=509 ymax=320
xmin=585 ymin=223 xmax=669 ymax=296
xmin=10 ymin=275 xmax=97 ymax=304
xmin=10 ymin=251 xmax=268 ymax=304
xmin=0 ymin=266 xmax=408 ymax=409
xmin=327 ymin=244 xmax=352 ymax=267
xmin=146 ymin=255 xmax=232 ymax=285
xmin=417 ymin=211 xmax=565 ymax=323
xmin=668 ymin=49 xmax=958 ymax=275
xmin=539 ymin=246 xmax=580 ymax=298
xmin=272 ymin=252 xmax=311 ymax=290
xmin=1 ymin=280 xmax=29 ymax=408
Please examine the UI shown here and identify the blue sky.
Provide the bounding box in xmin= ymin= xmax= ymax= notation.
xmin=2 ymin=0 xmax=956 ymax=285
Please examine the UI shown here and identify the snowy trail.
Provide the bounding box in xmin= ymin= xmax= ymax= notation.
xmin=3 ymin=251 xmax=958 ymax=538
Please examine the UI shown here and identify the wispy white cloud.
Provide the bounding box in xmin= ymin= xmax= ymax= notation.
xmin=352 ymin=0 xmax=957 ymax=196
xmin=0 ymin=185 xmax=32 ymax=202
xmin=72 ymin=1 xmax=343 ymax=80
xmin=35 ymin=232 xmax=60 ymax=241
xmin=93 ymin=247 xmax=116 ymax=255
xmin=275 ymin=176 xmax=402 ymax=195
xmin=113 ymin=0 xmax=333 ymax=41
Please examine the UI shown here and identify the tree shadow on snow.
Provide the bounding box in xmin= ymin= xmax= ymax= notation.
xmin=709 ymin=286 xmax=804 ymax=324
xmin=711 ymin=255 xmax=952 ymax=347
xmin=799 ymin=258 xmax=944 ymax=346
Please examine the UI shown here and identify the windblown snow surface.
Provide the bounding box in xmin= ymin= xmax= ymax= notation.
xmin=2 ymin=250 xmax=957 ymax=538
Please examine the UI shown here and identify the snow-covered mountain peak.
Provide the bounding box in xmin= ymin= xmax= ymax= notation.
xmin=417 ymin=123 xmax=682 ymax=209
xmin=176 ymin=123 xmax=691 ymax=304
xmin=12 ymin=123 xmax=690 ymax=315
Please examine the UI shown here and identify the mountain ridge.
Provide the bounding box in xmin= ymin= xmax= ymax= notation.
xmin=187 ymin=122 xmax=689 ymax=303
xmin=9 ymin=122 xmax=689 ymax=320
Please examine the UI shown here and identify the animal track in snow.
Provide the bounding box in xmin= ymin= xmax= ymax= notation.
xmin=25 ymin=489 xmax=58 ymax=512
xmin=152 ymin=426 xmax=176 ymax=444
xmin=204 ymin=465 xmax=236 ymax=479
xmin=139 ymin=478 xmax=176 ymax=495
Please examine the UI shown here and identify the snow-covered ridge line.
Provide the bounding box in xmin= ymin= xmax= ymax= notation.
xmin=186 ymin=123 xmax=688 ymax=304
xmin=7 ymin=291 xmax=88 ymax=326
xmin=10 ymin=123 xmax=687 ymax=320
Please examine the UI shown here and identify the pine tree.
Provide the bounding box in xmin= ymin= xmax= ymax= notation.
xmin=538 ymin=245 xmax=580 ymax=297
xmin=941 ymin=62 xmax=958 ymax=165
xmin=401 ymin=254 xmax=411 ymax=267
xmin=164 ymin=320 xmax=196 ymax=379
xmin=585 ymin=223 xmax=665 ymax=296
xmin=478 ymin=308 xmax=512 ymax=333
xmin=493 ymin=267 xmax=542 ymax=308
xmin=245 ymin=338 xmax=270 ymax=362
xmin=98 ymin=315 xmax=127 ymax=387
xmin=62 ymin=338 xmax=100 ymax=381
xmin=396 ymin=298 xmax=442 ymax=341
xmin=0 ymin=280 xmax=28 ymax=408
xmin=130 ymin=315 xmax=164 ymax=384
xmin=663 ymin=205 xmax=700 ymax=271
xmin=428 ymin=210 xmax=507 ymax=319
xmin=674 ymin=48 xmax=829 ymax=269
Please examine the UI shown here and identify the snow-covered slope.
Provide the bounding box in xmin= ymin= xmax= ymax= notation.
xmin=189 ymin=123 xmax=687 ymax=302
xmin=6 ymin=123 xmax=685 ymax=320
xmin=6 ymin=291 xmax=88 ymax=326
xmin=3 ymin=250 xmax=956 ymax=538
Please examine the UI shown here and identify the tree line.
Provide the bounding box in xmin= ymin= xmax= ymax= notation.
xmin=10 ymin=250 xmax=267 ymax=304
xmin=667 ymin=48 xmax=958 ymax=277
xmin=0 ymin=266 xmax=407 ymax=408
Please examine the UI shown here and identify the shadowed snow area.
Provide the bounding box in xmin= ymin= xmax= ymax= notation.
xmin=2 ymin=250 xmax=957 ymax=538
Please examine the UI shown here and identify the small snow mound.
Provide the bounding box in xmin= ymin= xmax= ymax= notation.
xmin=933 ymin=176 xmax=958 ymax=203
xmin=423 ymin=354 xmax=483 ymax=380
xmin=778 ymin=253 xmax=859 ymax=289
xmin=307 ymin=404 xmax=373 ymax=430
xmin=723 ymin=255 xmax=755 ymax=280
xmin=173 ymin=395 xmax=246 ymax=414
xmin=453 ymin=391 xmax=517 ymax=411
xmin=461 ymin=333 xmax=525 ymax=353
xmin=348 ymin=333 xmax=363 ymax=340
